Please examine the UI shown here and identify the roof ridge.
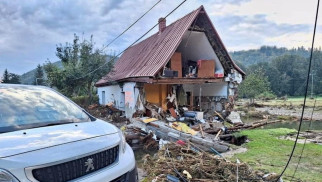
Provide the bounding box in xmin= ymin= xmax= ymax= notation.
xmin=128 ymin=6 xmax=202 ymax=49
xmin=162 ymin=6 xmax=202 ymax=31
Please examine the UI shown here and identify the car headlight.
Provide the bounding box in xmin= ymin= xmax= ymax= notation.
xmin=118 ymin=129 xmax=127 ymax=153
xmin=0 ymin=169 xmax=19 ymax=182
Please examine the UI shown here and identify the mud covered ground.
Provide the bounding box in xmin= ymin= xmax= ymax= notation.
xmin=255 ymin=106 xmax=322 ymax=121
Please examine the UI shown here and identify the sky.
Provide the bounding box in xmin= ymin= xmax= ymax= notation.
xmin=0 ymin=0 xmax=321 ymax=75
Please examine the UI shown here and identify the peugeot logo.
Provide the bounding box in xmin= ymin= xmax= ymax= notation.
xmin=85 ymin=158 xmax=94 ymax=172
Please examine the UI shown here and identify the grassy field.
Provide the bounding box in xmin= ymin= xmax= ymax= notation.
xmin=231 ymin=128 xmax=322 ymax=182
xmin=257 ymin=96 xmax=322 ymax=107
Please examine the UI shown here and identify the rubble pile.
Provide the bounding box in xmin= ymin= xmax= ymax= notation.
xmin=142 ymin=143 xmax=264 ymax=182
xmin=124 ymin=126 xmax=159 ymax=150
xmin=127 ymin=111 xmax=281 ymax=150
xmin=87 ymin=104 xmax=129 ymax=127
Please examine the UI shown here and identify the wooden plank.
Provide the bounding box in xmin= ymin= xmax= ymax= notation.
xmin=197 ymin=60 xmax=215 ymax=78
xmin=199 ymin=124 xmax=205 ymax=138
xmin=153 ymin=78 xmax=224 ymax=84
xmin=169 ymin=108 xmax=177 ymax=118
xmin=119 ymin=77 xmax=153 ymax=83
xmin=170 ymin=52 xmax=182 ymax=78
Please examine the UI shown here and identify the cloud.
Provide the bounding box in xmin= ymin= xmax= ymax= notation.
xmin=208 ymin=0 xmax=319 ymax=25
xmin=211 ymin=14 xmax=311 ymax=51
xmin=0 ymin=0 xmax=320 ymax=75
xmin=265 ymin=31 xmax=322 ymax=49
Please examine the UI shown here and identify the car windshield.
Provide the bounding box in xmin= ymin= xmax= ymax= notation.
xmin=0 ymin=85 xmax=90 ymax=133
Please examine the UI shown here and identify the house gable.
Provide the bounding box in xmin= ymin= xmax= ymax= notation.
xmin=175 ymin=31 xmax=225 ymax=75
xmin=96 ymin=6 xmax=244 ymax=87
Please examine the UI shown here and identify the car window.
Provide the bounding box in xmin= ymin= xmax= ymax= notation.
xmin=0 ymin=85 xmax=90 ymax=133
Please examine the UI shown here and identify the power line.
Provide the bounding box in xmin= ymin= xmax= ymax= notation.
xmin=101 ymin=0 xmax=162 ymax=51
xmin=276 ymin=0 xmax=320 ymax=181
xmin=290 ymin=97 xmax=317 ymax=181
xmin=72 ymin=0 xmax=188 ymax=81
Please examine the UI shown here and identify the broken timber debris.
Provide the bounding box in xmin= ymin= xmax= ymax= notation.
xmin=227 ymin=120 xmax=282 ymax=131
xmin=143 ymin=143 xmax=264 ymax=182
xmin=129 ymin=119 xmax=230 ymax=153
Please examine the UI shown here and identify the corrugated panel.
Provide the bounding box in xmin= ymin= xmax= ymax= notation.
xmin=96 ymin=6 xmax=202 ymax=85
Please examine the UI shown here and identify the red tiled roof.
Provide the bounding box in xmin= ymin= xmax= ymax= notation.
xmin=96 ymin=6 xmax=201 ymax=86
xmin=96 ymin=5 xmax=244 ymax=86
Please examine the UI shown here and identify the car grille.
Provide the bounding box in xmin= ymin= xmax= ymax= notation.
xmin=32 ymin=145 xmax=119 ymax=182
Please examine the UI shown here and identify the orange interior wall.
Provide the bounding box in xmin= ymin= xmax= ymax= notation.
xmin=160 ymin=84 xmax=168 ymax=110
xmin=144 ymin=84 xmax=168 ymax=110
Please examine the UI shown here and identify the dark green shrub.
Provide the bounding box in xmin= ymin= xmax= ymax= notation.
xmin=71 ymin=95 xmax=99 ymax=108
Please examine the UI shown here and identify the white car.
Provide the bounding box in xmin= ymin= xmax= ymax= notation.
xmin=0 ymin=84 xmax=137 ymax=182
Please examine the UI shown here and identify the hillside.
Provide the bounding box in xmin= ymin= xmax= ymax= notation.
xmin=20 ymin=55 xmax=118 ymax=85
xmin=230 ymin=46 xmax=310 ymax=67
xmin=230 ymin=46 xmax=322 ymax=97
xmin=21 ymin=46 xmax=310 ymax=85
xmin=20 ymin=61 xmax=62 ymax=85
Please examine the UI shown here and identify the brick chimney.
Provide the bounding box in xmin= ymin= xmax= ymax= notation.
xmin=158 ymin=17 xmax=166 ymax=34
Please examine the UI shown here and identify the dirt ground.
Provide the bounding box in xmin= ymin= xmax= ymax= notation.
xmin=255 ymin=106 xmax=322 ymax=121
xmin=280 ymin=130 xmax=322 ymax=144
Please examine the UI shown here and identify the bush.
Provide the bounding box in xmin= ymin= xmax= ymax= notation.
xmin=71 ymin=95 xmax=99 ymax=108
xmin=256 ymin=91 xmax=276 ymax=100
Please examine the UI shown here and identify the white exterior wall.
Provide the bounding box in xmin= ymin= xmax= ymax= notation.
xmin=123 ymin=82 xmax=139 ymax=118
xmin=182 ymin=82 xmax=228 ymax=98
xmin=97 ymin=82 xmax=138 ymax=118
xmin=177 ymin=31 xmax=224 ymax=74
xmin=97 ymin=85 xmax=124 ymax=110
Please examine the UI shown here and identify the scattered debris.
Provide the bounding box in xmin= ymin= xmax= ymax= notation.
xmin=124 ymin=127 xmax=158 ymax=150
xmin=227 ymin=120 xmax=282 ymax=132
xmin=142 ymin=143 xmax=264 ymax=182
xmin=171 ymin=122 xmax=198 ymax=135
xmin=87 ymin=104 xmax=98 ymax=110
xmin=86 ymin=101 xmax=292 ymax=182
xmin=262 ymin=173 xmax=283 ymax=182
xmin=87 ymin=105 xmax=129 ymax=127
xmin=227 ymin=111 xmax=243 ymax=124
xmin=129 ymin=119 xmax=230 ymax=153
xmin=281 ymin=130 xmax=322 ymax=144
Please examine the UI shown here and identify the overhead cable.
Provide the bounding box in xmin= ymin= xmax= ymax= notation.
xmin=276 ymin=0 xmax=320 ymax=181
xmin=101 ymin=0 xmax=162 ymax=51
xmin=72 ymin=0 xmax=188 ymax=80
xmin=290 ymin=97 xmax=318 ymax=181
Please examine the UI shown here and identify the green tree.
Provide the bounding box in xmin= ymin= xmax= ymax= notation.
xmin=45 ymin=34 xmax=113 ymax=105
xmin=239 ymin=69 xmax=270 ymax=103
xmin=44 ymin=62 xmax=64 ymax=89
xmin=8 ymin=73 xmax=21 ymax=84
xmin=33 ymin=64 xmax=45 ymax=85
xmin=2 ymin=69 xmax=20 ymax=84
xmin=2 ymin=69 xmax=10 ymax=83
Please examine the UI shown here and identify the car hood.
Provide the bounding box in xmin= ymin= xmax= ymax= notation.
xmin=0 ymin=120 xmax=118 ymax=158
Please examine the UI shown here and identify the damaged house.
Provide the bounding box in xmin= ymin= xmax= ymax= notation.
xmin=95 ymin=5 xmax=245 ymax=120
